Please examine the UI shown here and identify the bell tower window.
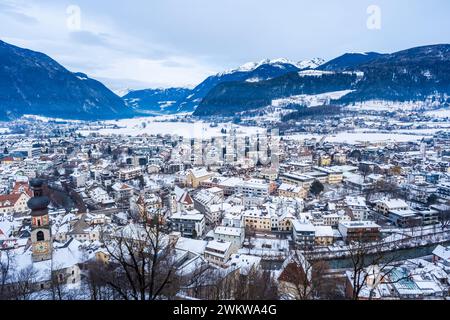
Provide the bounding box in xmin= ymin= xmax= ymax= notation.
xmin=37 ymin=231 xmax=45 ymax=241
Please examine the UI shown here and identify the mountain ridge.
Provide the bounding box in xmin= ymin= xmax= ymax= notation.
xmin=0 ymin=40 xmax=131 ymax=121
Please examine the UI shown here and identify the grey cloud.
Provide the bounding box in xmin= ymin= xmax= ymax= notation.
xmin=0 ymin=2 xmax=39 ymax=24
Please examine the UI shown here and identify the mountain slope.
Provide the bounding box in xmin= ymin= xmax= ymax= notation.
xmin=0 ymin=40 xmax=131 ymax=120
xmin=338 ymin=44 xmax=450 ymax=103
xmin=176 ymin=58 xmax=325 ymax=113
xmin=318 ymin=52 xmax=386 ymax=71
xmin=194 ymin=45 xmax=450 ymax=117
xmin=194 ymin=71 xmax=359 ymax=116
xmin=123 ymin=88 xmax=191 ymax=114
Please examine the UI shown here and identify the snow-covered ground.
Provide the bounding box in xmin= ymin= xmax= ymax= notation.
xmin=0 ymin=127 xmax=10 ymax=134
xmin=285 ymin=131 xmax=427 ymax=144
xmin=78 ymin=117 xmax=267 ymax=139
xmin=272 ymin=90 xmax=354 ymax=108
xmin=425 ymin=108 xmax=450 ymax=118
xmin=346 ymin=100 xmax=427 ymax=111
xmin=22 ymin=114 xmax=82 ymax=123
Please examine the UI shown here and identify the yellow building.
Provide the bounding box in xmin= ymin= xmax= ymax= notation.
xmin=243 ymin=209 xmax=271 ymax=231
xmin=186 ymin=168 xmax=214 ymax=188
xmin=319 ymin=155 xmax=332 ymax=167
xmin=95 ymin=250 xmax=110 ymax=265
xmin=314 ymin=226 xmax=334 ymax=246
xmin=278 ymin=183 xmax=307 ymax=199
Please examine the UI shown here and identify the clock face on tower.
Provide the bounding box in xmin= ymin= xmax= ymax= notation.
xmin=35 ymin=242 xmax=49 ymax=254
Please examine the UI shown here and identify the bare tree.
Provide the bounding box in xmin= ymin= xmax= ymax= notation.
xmin=438 ymin=204 xmax=450 ymax=229
xmin=85 ymin=260 xmax=115 ymax=300
xmin=347 ymin=239 xmax=404 ymax=300
xmin=234 ymin=268 xmax=278 ymax=300
xmin=49 ymin=261 xmax=67 ymax=301
xmin=0 ymin=250 xmax=13 ymax=299
xmin=98 ymin=215 xmax=180 ymax=300
xmin=10 ymin=265 xmax=38 ymax=300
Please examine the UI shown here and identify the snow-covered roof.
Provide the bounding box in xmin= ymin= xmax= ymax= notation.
xmin=292 ymin=220 xmax=315 ymax=232
xmin=314 ymin=225 xmax=334 ymax=238
xmin=433 ymin=245 xmax=450 ymax=261
xmin=214 ymin=226 xmax=242 ymax=237
xmin=175 ymin=237 xmax=208 ymax=255
xmin=206 ymin=240 xmax=232 ymax=254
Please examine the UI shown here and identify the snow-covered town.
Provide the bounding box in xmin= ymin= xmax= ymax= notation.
xmin=2 ymin=0 xmax=450 ymax=307
xmin=1 ymin=110 xmax=450 ymax=300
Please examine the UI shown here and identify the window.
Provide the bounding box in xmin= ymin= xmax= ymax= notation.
xmin=36 ymin=231 xmax=45 ymax=241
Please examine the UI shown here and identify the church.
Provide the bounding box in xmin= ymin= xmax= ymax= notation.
xmin=0 ymin=179 xmax=84 ymax=297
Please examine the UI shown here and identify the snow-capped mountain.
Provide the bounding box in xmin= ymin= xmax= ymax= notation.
xmin=194 ymin=44 xmax=450 ymax=117
xmin=175 ymin=58 xmax=325 ymax=113
xmin=0 ymin=40 xmax=131 ymax=121
xmin=219 ymin=58 xmax=325 ymax=76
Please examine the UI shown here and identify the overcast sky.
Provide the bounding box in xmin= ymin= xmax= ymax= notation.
xmin=1 ymin=0 xmax=450 ymax=92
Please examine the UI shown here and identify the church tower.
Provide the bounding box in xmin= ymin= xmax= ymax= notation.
xmin=28 ymin=179 xmax=52 ymax=262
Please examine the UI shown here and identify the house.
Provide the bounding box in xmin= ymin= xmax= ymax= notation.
xmin=170 ymin=210 xmax=205 ymax=238
xmin=70 ymin=170 xmax=89 ymax=188
xmin=228 ymin=254 xmax=261 ymax=275
xmin=432 ymin=245 xmax=450 ymax=266
xmin=437 ymin=182 xmax=450 ymax=200
xmin=345 ymin=196 xmax=369 ymax=221
xmin=388 ymin=210 xmax=422 ymax=228
xmin=322 ymin=212 xmax=351 ymax=227
xmin=280 ymin=173 xmax=314 ymax=188
xmin=185 ymin=168 xmax=214 ymax=188
xmin=118 ymin=167 xmax=142 ymax=181
xmin=213 ymin=226 xmax=244 ymax=251
xmin=171 ymin=186 xmax=195 ymax=213
xmin=314 ymin=167 xmax=344 ymax=184
xmin=193 ymin=188 xmax=224 ymax=225
xmin=338 ymin=221 xmax=381 ymax=243
xmin=278 ymin=183 xmax=307 ymax=199
xmin=204 ymin=240 xmax=234 ymax=267
xmin=111 ymin=182 xmax=133 ymax=203
xmin=314 ymin=226 xmax=334 ymax=246
xmin=0 ymin=192 xmax=31 ymax=216
xmin=415 ymin=208 xmax=439 ymax=226
xmin=292 ymin=220 xmax=316 ymax=248
xmin=236 ymin=179 xmax=271 ymax=198
xmin=201 ymin=177 xmax=243 ymax=196
xmin=243 ymin=208 xmax=271 ymax=231
xmin=374 ymin=198 xmax=409 ymax=215
xmin=88 ymin=186 xmax=114 ymax=206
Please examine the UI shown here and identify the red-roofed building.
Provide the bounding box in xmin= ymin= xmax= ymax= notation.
xmin=12 ymin=181 xmax=33 ymax=197
xmin=1 ymin=157 xmax=14 ymax=165
xmin=0 ymin=192 xmax=31 ymax=216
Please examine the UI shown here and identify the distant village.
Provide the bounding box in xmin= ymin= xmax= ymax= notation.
xmin=0 ymin=115 xmax=450 ymax=300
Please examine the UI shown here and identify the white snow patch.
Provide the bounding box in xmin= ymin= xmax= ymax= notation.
xmin=272 ymin=90 xmax=354 ymax=108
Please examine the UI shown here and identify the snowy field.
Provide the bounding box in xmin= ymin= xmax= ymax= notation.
xmin=285 ymin=131 xmax=427 ymax=144
xmin=425 ymin=109 xmax=450 ymax=118
xmin=22 ymin=114 xmax=83 ymax=123
xmin=272 ymin=90 xmax=354 ymax=108
xmin=346 ymin=100 xmax=427 ymax=111
xmin=0 ymin=128 xmax=10 ymax=134
xmin=78 ymin=117 xmax=267 ymax=139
